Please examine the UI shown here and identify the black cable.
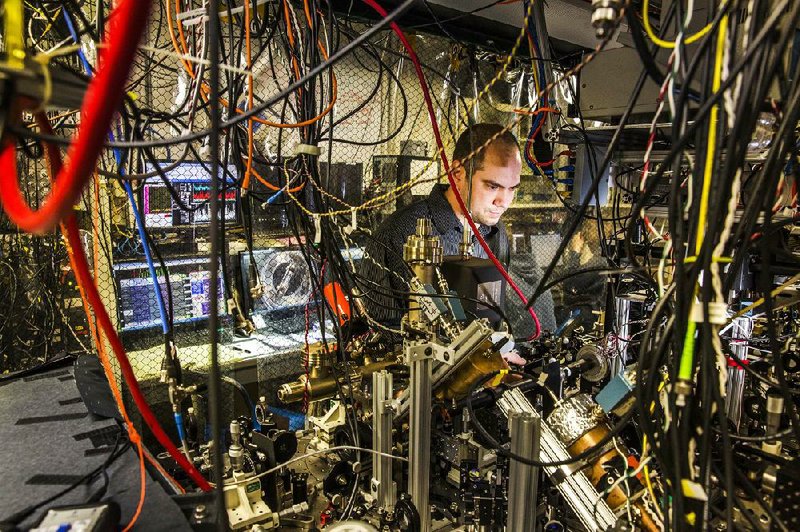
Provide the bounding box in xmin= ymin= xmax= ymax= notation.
xmin=394 ymin=495 xmax=422 ymax=532
xmin=527 ymin=50 xmax=651 ymax=309
xmin=625 ymin=3 xmax=701 ymax=102
xmin=206 ymin=1 xmax=227 ymax=528
xmin=10 ymin=0 xmax=419 ymax=150
xmin=465 ymin=370 xmax=635 ymax=467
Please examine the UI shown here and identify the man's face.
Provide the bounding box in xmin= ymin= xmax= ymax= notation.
xmin=455 ymin=150 xmax=521 ymax=226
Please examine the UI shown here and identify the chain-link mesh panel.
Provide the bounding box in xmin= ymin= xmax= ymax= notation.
xmin=2 ymin=0 xmax=612 ymax=453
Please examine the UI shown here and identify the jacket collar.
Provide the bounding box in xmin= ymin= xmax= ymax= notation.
xmin=428 ymin=184 xmax=495 ymax=238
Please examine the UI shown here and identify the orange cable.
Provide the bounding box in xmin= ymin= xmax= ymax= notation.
xmin=61 ymin=221 xmax=148 ymax=528
xmin=122 ymin=441 xmax=147 ymax=532
xmin=242 ymin=0 xmax=337 ymax=189
xmin=68 ymin=175 xmax=184 ymax=513
xmin=164 ymin=0 xmax=194 ymax=74
xmin=282 ymin=0 xmax=303 ymax=82
xmin=54 ymin=169 xmax=148 ymax=530
xmin=92 ymin=172 xmax=147 ymax=530
xmin=167 ymin=0 xmax=337 ymax=136
xmin=303 ymin=0 xmax=314 ymax=29
xmin=251 ymin=165 xmax=306 ymax=193
xmin=512 ymin=106 xmax=560 ymax=116
xmin=174 ymin=0 xmax=195 ymax=77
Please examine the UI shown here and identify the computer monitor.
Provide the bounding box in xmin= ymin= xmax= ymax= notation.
xmin=141 ymin=162 xmax=239 ymax=228
xmin=114 ymin=257 xmax=226 ymax=332
xmin=239 ymin=248 xmax=314 ymax=337
xmin=319 ymin=162 xmax=363 ymax=210
xmin=239 ymin=247 xmax=363 ymax=334
xmin=240 ymin=248 xmax=313 ymax=314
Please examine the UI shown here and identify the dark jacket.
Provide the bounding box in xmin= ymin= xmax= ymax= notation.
xmin=358 ymin=184 xmax=509 ymax=327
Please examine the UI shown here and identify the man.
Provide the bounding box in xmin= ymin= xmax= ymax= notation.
xmin=358 ymin=123 xmax=521 ymax=330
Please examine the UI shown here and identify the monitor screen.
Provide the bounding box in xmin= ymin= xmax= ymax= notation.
xmin=239 ymin=247 xmax=363 ymax=333
xmin=142 ymin=162 xmax=239 ymax=228
xmin=240 ymin=248 xmax=314 ymax=316
xmin=114 ymin=257 xmax=226 ymax=332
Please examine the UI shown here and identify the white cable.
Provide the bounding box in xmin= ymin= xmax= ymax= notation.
xmin=640 ymin=64 xmax=672 ymax=241
xmin=613 ymin=437 xmax=633 ymax=524
xmin=657 ymin=237 xmax=673 ymax=297
xmin=707 ymin=17 xmax=743 ymax=399
xmin=222 ymin=445 xmax=408 ymax=486
xmin=666 ymin=0 xmax=694 ymax=120
xmin=725 ymin=0 xmax=754 ymax=130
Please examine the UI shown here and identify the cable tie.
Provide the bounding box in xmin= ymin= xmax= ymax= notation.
xmin=684 ymin=255 xmax=732 ymax=265
xmin=680 ymin=479 xmax=708 ymax=501
xmin=294 ymin=143 xmax=322 ymax=156
xmin=689 ymin=301 xmax=727 ymax=325
xmin=312 ymin=214 xmax=322 ymax=244
xmin=344 ymin=208 xmax=357 ymax=235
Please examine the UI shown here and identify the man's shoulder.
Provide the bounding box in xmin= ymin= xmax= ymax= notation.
xmin=488 ymin=219 xmax=509 ymax=244
xmin=387 ymin=197 xmax=431 ymax=223
xmin=374 ymin=198 xmax=431 ymax=242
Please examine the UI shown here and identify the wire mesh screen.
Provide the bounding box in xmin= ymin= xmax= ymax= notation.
xmin=1 ymin=1 xmax=612 ymax=451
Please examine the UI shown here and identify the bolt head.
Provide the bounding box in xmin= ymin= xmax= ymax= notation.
xmin=194 ymin=505 xmax=207 ymax=519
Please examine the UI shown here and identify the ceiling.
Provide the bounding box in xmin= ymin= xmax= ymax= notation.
xmin=427 ymin=0 xmax=628 ymax=51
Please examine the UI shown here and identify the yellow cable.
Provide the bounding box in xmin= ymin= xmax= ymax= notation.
xmin=26 ymin=4 xmax=60 ymax=45
xmin=642 ymin=379 xmax=667 ymax=521
xmin=695 ymin=15 xmax=728 ymax=255
xmin=643 ymin=0 xmax=717 ymax=49
xmin=642 ymin=436 xmax=664 ymax=521
xmin=731 ymin=272 xmax=800 ymax=319
xmin=679 ymin=17 xmax=727 ymax=384
xmin=296 ymin=10 xmax=620 ymax=218
xmin=285 ymin=149 xmax=443 ymax=218
xmin=4 ymin=0 xmax=26 ymax=69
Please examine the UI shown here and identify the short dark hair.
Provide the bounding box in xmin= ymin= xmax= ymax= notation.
xmin=452 ymin=123 xmax=520 ymax=171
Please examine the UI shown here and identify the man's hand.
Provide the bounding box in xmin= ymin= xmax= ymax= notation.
xmin=501 ymin=350 xmax=526 ymax=366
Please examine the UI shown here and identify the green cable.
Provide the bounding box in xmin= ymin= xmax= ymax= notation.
xmin=679 ymin=320 xmax=697 ymax=381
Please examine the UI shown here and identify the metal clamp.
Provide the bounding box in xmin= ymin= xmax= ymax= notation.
xmin=405 ymin=340 xmax=453 ymax=365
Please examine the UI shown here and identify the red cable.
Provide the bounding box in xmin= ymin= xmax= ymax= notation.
xmin=361 ymin=0 xmax=541 ymax=338
xmin=0 ymin=0 xmax=151 ymax=235
xmin=33 ymin=113 xmax=212 ymax=492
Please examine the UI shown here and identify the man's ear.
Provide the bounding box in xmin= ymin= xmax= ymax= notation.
xmin=451 ymin=160 xmax=466 ymax=186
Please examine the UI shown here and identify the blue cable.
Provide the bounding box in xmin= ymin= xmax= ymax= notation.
xmin=525 ymin=21 xmax=557 ymax=176
xmin=63 ymin=12 xmax=179 ymax=454
xmin=121 ymin=182 xmax=170 ymax=334
xmin=63 ymin=9 xmax=170 ymax=335
xmin=61 ymin=10 xmax=93 ymax=75
xmin=174 ymin=411 xmax=187 ymax=442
